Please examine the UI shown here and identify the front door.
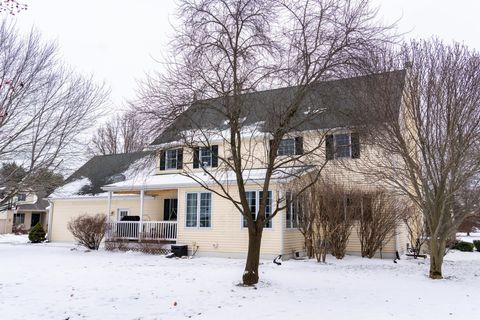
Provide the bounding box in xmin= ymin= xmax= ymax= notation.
xmin=31 ymin=213 xmax=41 ymax=227
xmin=164 ymin=199 xmax=178 ymax=221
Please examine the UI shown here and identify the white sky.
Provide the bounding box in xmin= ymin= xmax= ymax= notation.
xmin=7 ymin=0 xmax=480 ymax=111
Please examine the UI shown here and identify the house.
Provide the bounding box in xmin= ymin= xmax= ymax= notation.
xmin=0 ymin=190 xmax=49 ymax=234
xmin=47 ymin=70 xmax=412 ymax=259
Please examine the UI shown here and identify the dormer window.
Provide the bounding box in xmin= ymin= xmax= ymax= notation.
xmin=160 ymin=148 xmax=184 ymax=171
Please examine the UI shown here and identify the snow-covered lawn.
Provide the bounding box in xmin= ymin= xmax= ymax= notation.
xmin=0 ymin=241 xmax=479 ymax=319
xmin=0 ymin=234 xmax=29 ymax=244
xmin=457 ymin=232 xmax=480 ymax=244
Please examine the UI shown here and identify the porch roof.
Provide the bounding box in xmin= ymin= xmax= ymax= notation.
xmin=101 ymin=167 xmax=312 ymax=192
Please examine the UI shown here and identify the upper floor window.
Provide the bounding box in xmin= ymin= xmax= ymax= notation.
xmin=243 ymin=190 xmax=272 ymax=228
xmin=160 ymin=148 xmax=183 ymax=171
xmin=200 ymin=147 xmax=212 ymax=167
xmin=193 ymin=145 xmax=218 ymax=168
xmin=17 ymin=193 xmax=27 ymax=201
xmin=275 ymin=137 xmax=304 ymax=156
xmin=326 ymin=133 xmax=360 ymax=160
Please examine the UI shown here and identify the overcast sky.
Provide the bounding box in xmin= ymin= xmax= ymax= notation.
xmin=8 ymin=0 xmax=480 ymax=111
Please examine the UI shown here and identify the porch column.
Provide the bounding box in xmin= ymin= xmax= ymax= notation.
xmin=139 ymin=189 xmax=145 ymax=238
xmin=107 ymin=191 xmax=112 ymax=223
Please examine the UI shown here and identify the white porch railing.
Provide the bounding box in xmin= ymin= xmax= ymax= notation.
xmin=106 ymin=221 xmax=177 ymax=241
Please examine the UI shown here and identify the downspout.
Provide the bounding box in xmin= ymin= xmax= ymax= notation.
xmin=279 ymin=190 xmax=284 ymax=256
xmin=46 ymin=200 xmax=54 ymax=242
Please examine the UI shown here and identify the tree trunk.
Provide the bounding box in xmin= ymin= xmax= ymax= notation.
xmin=429 ymin=237 xmax=445 ymax=279
xmin=242 ymin=228 xmax=263 ymax=285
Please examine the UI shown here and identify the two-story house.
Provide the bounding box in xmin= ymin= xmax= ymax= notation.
xmin=47 ymin=70 xmax=411 ymax=259
xmin=0 ymin=191 xmax=49 ymax=234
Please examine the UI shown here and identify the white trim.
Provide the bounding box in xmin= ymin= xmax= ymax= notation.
xmin=185 ymin=191 xmax=212 ymax=229
xmin=48 ymin=195 xmax=155 ymax=202
xmin=139 ymin=189 xmax=145 ymax=234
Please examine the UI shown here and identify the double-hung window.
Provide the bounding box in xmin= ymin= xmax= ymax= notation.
xmin=326 ymin=133 xmax=360 ymax=160
xmin=160 ymin=148 xmax=183 ymax=170
xmin=186 ymin=192 xmax=212 ymax=228
xmin=13 ymin=213 xmax=25 ymax=225
xmin=285 ymin=192 xmax=299 ymax=228
xmin=243 ymin=190 xmax=272 ymax=228
xmin=278 ymin=139 xmax=296 ymax=156
xmin=199 ymin=147 xmax=212 ymax=167
xmin=165 ymin=149 xmax=178 ymax=169
xmin=334 ymin=134 xmax=351 ymax=158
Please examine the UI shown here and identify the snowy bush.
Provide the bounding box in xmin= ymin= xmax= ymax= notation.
xmin=452 ymin=241 xmax=474 ymax=252
xmin=68 ymin=214 xmax=107 ymax=250
xmin=473 ymin=240 xmax=480 ymax=252
xmin=28 ymin=223 xmax=46 ymax=243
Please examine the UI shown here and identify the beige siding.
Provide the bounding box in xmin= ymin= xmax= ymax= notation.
xmin=50 ymin=197 xmax=165 ymax=242
xmin=177 ymin=184 xmax=283 ymax=258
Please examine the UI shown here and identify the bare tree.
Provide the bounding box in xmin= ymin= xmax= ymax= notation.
xmin=0 ymin=21 xmax=108 ymax=203
xmin=139 ymin=0 xmax=395 ymax=285
xmin=349 ymin=39 xmax=480 ymax=278
xmin=88 ymin=111 xmax=148 ymax=156
xmin=0 ymin=0 xmax=27 ymax=15
xmin=458 ymin=214 xmax=480 ymax=237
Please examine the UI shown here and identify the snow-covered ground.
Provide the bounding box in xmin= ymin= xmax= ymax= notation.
xmin=0 ymin=234 xmax=29 ymax=244
xmin=0 ymin=239 xmax=479 ymax=319
xmin=457 ymin=232 xmax=480 ymax=244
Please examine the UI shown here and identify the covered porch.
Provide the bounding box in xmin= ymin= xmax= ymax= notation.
xmin=103 ymin=187 xmax=179 ymax=242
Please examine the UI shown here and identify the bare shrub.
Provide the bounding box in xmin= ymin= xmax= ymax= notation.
xmin=297 ymin=179 xmax=355 ymax=261
xmin=324 ymin=184 xmax=356 ymax=259
xmin=67 ymin=214 xmax=107 ymax=250
xmin=357 ymin=191 xmax=406 ymax=258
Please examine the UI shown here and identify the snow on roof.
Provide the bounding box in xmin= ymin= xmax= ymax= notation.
xmin=49 ymin=177 xmax=91 ymax=198
xmin=102 ymin=167 xmax=311 ymax=192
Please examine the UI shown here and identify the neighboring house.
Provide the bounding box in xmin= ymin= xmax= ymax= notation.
xmin=0 ymin=191 xmax=49 ymax=234
xmin=48 ymin=70 xmax=412 ymax=259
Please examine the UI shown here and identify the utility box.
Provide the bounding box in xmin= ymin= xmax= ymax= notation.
xmin=171 ymin=244 xmax=188 ymax=257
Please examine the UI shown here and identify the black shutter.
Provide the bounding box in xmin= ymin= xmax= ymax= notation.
xmin=326 ymin=135 xmax=334 ymax=160
xmin=351 ymin=133 xmax=360 ymax=159
xmin=269 ymin=139 xmax=274 ymax=156
xmin=159 ymin=150 xmax=166 ymax=170
xmin=295 ymin=136 xmax=303 ymax=155
xmin=193 ymin=147 xmax=200 ymax=168
xmin=164 ymin=199 xmax=171 ymax=220
xmin=211 ymin=145 xmax=219 ymax=167
xmin=177 ymin=148 xmax=183 ymax=169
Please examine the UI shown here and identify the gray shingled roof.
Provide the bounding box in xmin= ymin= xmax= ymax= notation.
xmin=151 ymin=70 xmax=406 ymax=145
xmin=17 ymin=193 xmax=48 ymax=212
xmin=59 ymin=151 xmax=153 ymax=196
